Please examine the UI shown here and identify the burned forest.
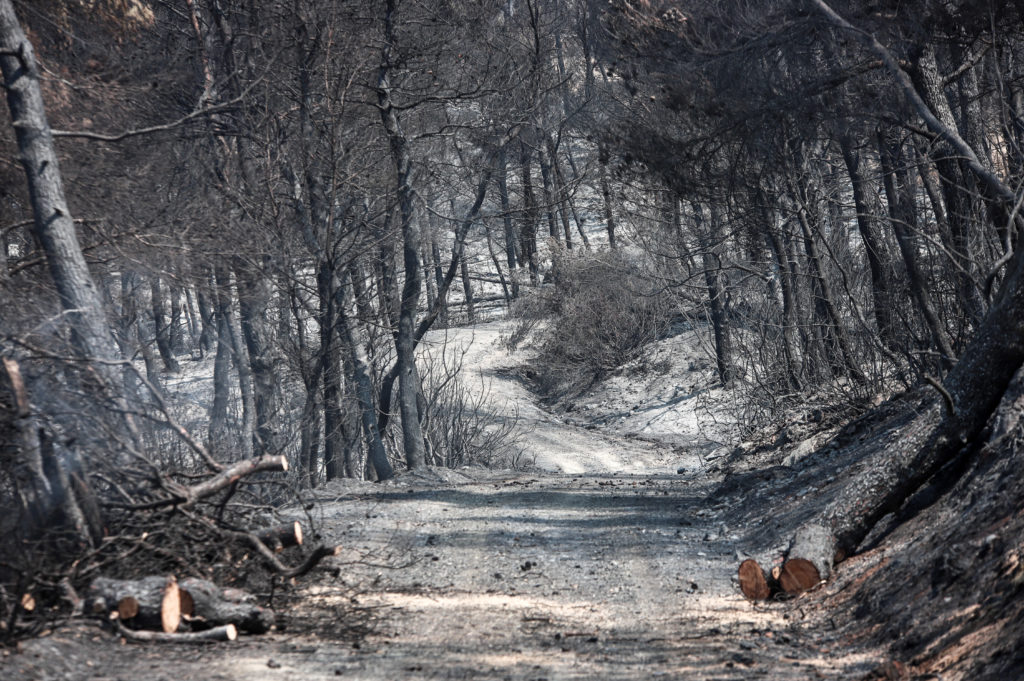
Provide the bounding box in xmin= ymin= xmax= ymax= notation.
xmin=2 ymin=1 xmax=1024 ymax=679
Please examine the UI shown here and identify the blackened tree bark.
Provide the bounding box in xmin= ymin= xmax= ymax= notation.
xmin=209 ymin=265 xmax=236 ymax=456
xmin=781 ymin=0 xmax=1024 ymax=586
xmin=538 ymin=142 xmax=561 ymax=244
xmin=762 ymin=211 xmax=804 ymax=392
xmin=497 ymin=146 xmax=520 ymax=297
xmin=169 ymin=283 xmax=184 ymax=354
xmin=0 ymin=1 xmax=127 ymax=390
xmin=318 ymin=261 xmax=345 ymax=481
xmin=0 ymin=0 xmax=142 ymax=544
xmin=838 ymin=133 xmax=895 ymax=349
xmin=692 ymin=204 xmax=733 ymax=386
xmin=908 ymin=44 xmax=987 ymax=329
xmin=547 ymin=135 xmax=574 ymax=250
xmin=151 ymin=276 xmax=181 ymax=373
xmin=876 ymin=126 xmax=956 ymax=367
xmin=598 ymin=143 xmax=617 ymax=249
xmin=338 ymin=268 xmax=394 ymax=481
xmin=519 ymin=140 xmax=540 ymax=280
xmin=236 ymin=262 xmax=282 ymax=457
xmin=377 ymin=0 xmax=427 ymax=469
xmin=119 ymin=271 xmax=163 ymax=396
xmin=196 ymin=284 xmax=216 ymax=354
xmin=790 ymin=177 xmax=865 ymax=384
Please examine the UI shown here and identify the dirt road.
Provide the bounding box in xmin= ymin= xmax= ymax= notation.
xmin=5 ymin=323 xmax=866 ymax=680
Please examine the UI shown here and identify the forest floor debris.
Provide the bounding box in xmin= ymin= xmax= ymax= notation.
xmin=2 ymin=321 xmax=1020 ymax=680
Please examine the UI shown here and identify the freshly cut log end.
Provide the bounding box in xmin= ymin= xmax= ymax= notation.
xmin=160 ymin=578 xmax=181 ymax=634
xmin=179 ymin=589 xmax=194 ymax=618
xmin=738 ymin=559 xmax=771 ymax=600
xmin=117 ymin=596 xmax=139 ymax=621
xmin=779 ymin=558 xmax=821 ymax=594
xmin=256 ymin=522 xmax=303 ymax=551
xmin=20 ymin=593 xmax=36 ymax=612
xmin=90 ymin=575 xmax=184 ymax=634
xmin=784 ymin=521 xmax=835 ymax=593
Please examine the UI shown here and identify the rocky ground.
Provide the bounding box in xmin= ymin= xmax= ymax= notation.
xmin=4 ymin=321 xmax=1020 ymax=680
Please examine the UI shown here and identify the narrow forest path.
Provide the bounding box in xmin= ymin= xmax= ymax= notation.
xmin=418 ymin=322 xmax=679 ymax=474
xmin=192 ymin=322 xmax=861 ymax=680
xmin=7 ymin=322 xmax=870 ymax=681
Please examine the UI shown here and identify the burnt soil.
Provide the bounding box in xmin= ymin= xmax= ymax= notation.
xmin=3 ymin=329 xmax=1023 ymax=680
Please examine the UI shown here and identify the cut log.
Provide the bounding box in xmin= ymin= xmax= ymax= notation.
xmin=179 ymin=589 xmax=194 ymax=617
xmin=779 ymin=559 xmax=820 ymax=594
xmin=779 ymin=522 xmax=832 ymax=594
xmin=89 ymin=576 xmax=180 ymax=633
xmin=737 ymin=559 xmax=771 ymax=600
xmin=117 ymin=596 xmax=139 ymax=620
xmin=115 ymin=620 xmax=237 ymax=643
xmin=178 ymin=577 xmax=274 ymax=634
xmin=256 ymin=522 xmax=303 ymax=552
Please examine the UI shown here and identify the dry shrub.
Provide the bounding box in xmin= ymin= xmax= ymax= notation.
xmin=418 ymin=340 xmax=529 ymax=470
xmin=507 ymin=250 xmax=674 ymax=402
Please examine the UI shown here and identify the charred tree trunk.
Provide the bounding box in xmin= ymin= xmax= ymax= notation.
xmin=209 ymin=265 xmax=236 ymax=457
xmin=791 ymin=179 xmax=865 ymax=384
xmin=839 ymin=134 xmax=896 ymax=348
xmin=547 ymin=135 xmax=574 ymax=250
xmin=910 ymin=44 xmax=987 ymax=329
xmin=236 ymin=262 xmax=282 ymax=457
xmin=693 ymin=204 xmax=733 ymax=386
xmin=196 ymin=284 xmax=216 ymax=354
xmin=0 ymin=0 xmax=126 ymax=397
xmin=339 ymin=267 xmax=394 ymax=481
xmin=89 ymin=576 xmax=181 ymax=634
xmin=318 ymin=261 xmax=344 ymax=480
xmin=538 ymin=144 xmax=561 ymax=244
xmin=151 ymin=277 xmax=180 ymax=373
xmin=877 ymin=127 xmax=956 ymax=367
xmin=598 ymin=144 xmax=617 ymax=249
xmin=763 ymin=218 xmax=804 ymax=392
xmin=169 ymin=283 xmax=183 ymax=355
xmin=430 ymin=231 xmax=447 ymax=326
xmin=485 ymin=225 xmax=512 ymax=303
xmin=184 ymin=285 xmax=201 ymax=352
xmin=461 ymin=255 xmax=476 ymax=324
xmin=519 ymin=141 xmax=540 ymax=281
xmin=378 ymin=0 xmax=427 ymax=469
xmin=497 ymin=146 xmax=520 ymax=297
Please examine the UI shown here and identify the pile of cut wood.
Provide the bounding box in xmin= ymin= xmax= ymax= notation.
xmin=85 ymin=521 xmax=314 ymax=643
xmin=88 ymin=574 xmax=273 ymax=642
